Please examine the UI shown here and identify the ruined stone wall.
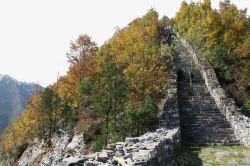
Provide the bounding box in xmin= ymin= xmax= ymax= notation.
xmin=182 ymin=39 xmax=250 ymax=146
xmin=72 ymin=128 xmax=180 ymax=166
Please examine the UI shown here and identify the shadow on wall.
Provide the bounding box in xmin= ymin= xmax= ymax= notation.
xmin=174 ymin=147 xmax=203 ymax=166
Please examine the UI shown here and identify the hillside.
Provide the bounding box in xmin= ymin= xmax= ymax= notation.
xmin=0 ymin=0 xmax=249 ymax=165
xmin=0 ymin=10 xmax=169 ymax=165
xmin=0 ymin=74 xmax=42 ymax=133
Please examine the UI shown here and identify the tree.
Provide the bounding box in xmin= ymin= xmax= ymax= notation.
xmin=247 ymin=16 xmax=250 ymax=30
xmin=81 ymin=55 xmax=128 ymax=148
xmin=100 ymin=9 xmax=167 ymax=102
xmin=219 ymin=0 xmax=248 ymax=49
xmin=61 ymin=101 xmax=73 ymax=129
xmin=2 ymin=92 xmax=43 ymax=153
xmin=159 ymin=15 xmax=175 ymax=27
xmin=40 ymin=86 xmax=54 ymax=140
xmin=128 ymin=90 xmax=158 ymax=136
xmin=176 ymin=1 xmax=190 ymax=36
xmin=66 ymin=35 xmax=99 ymax=111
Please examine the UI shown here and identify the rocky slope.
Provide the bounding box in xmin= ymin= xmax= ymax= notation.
xmin=0 ymin=74 xmax=42 ymax=133
xmin=16 ymin=131 xmax=86 ymax=166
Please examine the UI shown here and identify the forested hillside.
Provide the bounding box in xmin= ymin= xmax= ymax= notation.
xmin=0 ymin=74 xmax=41 ymax=133
xmin=1 ymin=0 xmax=249 ymax=164
xmin=176 ymin=0 xmax=250 ymax=109
xmin=0 ymin=9 xmax=168 ymax=158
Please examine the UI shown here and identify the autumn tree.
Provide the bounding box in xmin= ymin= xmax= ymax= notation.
xmin=2 ymin=92 xmax=43 ymax=153
xmin=66 ymin=34 xmax=99 ymax=111
xmin=100 ymin=9 xmax=167 ymax=103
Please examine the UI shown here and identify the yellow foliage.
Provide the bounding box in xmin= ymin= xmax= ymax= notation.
xmin=2 ymin=93 xmax=43 ymax=153
xmin=100 ymin=9 xmax=167 ymax=102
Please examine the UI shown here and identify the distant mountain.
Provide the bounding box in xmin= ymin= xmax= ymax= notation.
xmin=0 ymin=74 xmax=42 ymax=133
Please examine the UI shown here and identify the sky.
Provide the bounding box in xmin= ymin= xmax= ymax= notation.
xmin=0 ymin=0 xmax=249 ymax=87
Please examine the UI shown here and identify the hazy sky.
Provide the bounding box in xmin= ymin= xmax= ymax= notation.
xmin=0 ymin=0 xmax=249 ymax=86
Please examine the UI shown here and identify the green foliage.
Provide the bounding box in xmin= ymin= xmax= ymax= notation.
xmin=39 ymin=86 xmax=55 ymax=139
xmin=247 ymin=17 xmax=250 ymax=30
xmin=81 ymin=55 xmax=128 ymax=144
xmin=161 ymin=44 xmax=175 ymax=56
xmin=92 ymin=132 xmax=107 ymax=152
xmin=127 ymin=90 xmax=158 ymax=136
xmin=244 ymin=100 xmax=250 ymax=109
xmin=82 ymin=56 xmax=128 ymax=116
xmin=159 ymin=15 xmax=175 ymax=27
xmin=40 ymin=86 xmax=53 ymax=113
xmin=61 ymin=102 xmax=73 ymax=127
xmin=205 ymin=42 xmax=234 ymax=81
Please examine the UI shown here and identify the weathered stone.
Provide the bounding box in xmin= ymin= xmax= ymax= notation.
xmin=125 ymin=137 xmax=140 ymax=145
xmin=113 ymin=156 xmax=126 ymax=165
xmin=124 ymin=153 xmax=133 ymax=159
xmin=106 ymin=144 xmax=116 ymax=150
xmin=62 ymin=157 xmax=83 ymax=166
xmin=96 ymin=151 xmax=109 ymax=163
xmin=125 ymin=158 xmax=133 ymax=165
xmin=84 ymin=160 xmax=104 ymax=166
xmin=116 ymin=142 xmax=125 ymax=146
xmin=83 ymin=153 xmax=98 ymax=160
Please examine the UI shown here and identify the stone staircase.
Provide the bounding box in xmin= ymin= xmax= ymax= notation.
xmin=176 ymin=45 xmax=240 ymax=146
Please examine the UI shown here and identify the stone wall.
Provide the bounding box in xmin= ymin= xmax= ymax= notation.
xmin=182 ymin=39 xmax=250 ymax=146
xmin=67 ymin=128 xmax=180 ymax=166
xmin=160 ymin=69 xmax=180 ymax=130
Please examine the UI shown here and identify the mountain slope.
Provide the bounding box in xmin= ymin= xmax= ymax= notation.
xmin=0 ymin=74 xmax=42 ymax=133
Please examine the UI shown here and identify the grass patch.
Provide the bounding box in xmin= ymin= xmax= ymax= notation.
xmin=174 ymin=146 xmax=250 ymax=166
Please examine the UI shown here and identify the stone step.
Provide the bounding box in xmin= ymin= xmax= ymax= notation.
xmin=183 ymin=131 xmax=234 ymax=135
xmin=185 ymin=136 xmax=239 ymax=142
xmin=180 ymin=111 xmax=225 ymax=114
xmin=186 ymin=138 xmax=238 ymax=143
xmin=180 ymin=118 xmax=232 ymax=123
xmin=176 ymin=68 xmax=240 ymax=146
xmin=181 ymin=124 xmax=233 ymax=129
xmin=184 ymin=132 xmax=236 ymax=137
xmin=188 ymin=142 xmax=241 ymax=146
